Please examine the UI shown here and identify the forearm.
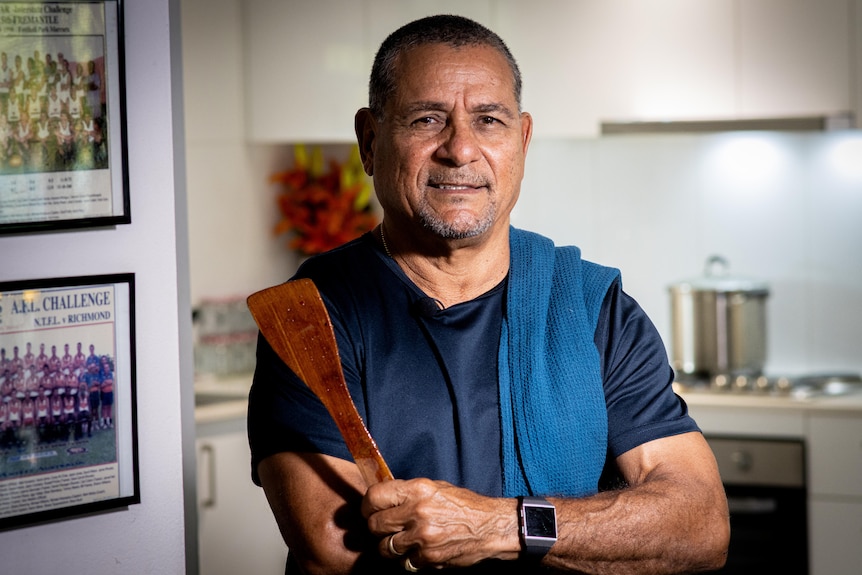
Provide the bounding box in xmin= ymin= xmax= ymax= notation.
xmin=365 ymin=433 xmax=728 ymax=573
xmin=544 ymin=475 xmax=729 ymax=574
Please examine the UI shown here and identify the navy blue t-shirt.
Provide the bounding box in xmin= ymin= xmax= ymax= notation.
xmin=248 ymin=232 xmax=697 ymax=495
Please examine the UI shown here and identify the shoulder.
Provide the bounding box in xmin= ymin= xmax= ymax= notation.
xmin=293 ymin=234 xmax=384 ymax=298
xmin=290 ymin=233 xmax=405 ymax=324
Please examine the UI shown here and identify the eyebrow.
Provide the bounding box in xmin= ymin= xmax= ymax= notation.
xmin=399 ymin=101 xmax=517 ymax=119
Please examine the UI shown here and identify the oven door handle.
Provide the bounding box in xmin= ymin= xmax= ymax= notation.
xmin=726 ymin=496 xmax=778 ymax=514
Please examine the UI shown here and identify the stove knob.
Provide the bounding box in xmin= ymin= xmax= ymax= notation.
xmin=776 ymin=377 xmax=793 ymax=393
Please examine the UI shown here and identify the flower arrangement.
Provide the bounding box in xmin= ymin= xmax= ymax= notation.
xmin=272 ymin=144 xmax=378 ymax=256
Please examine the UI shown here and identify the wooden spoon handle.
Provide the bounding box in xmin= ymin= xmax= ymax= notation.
xmin=247 ymin=278 xmax=394 ymax=486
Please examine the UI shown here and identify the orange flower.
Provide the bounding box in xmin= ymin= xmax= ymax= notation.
xmin=272 ymin=145 xmax=378 ymax=256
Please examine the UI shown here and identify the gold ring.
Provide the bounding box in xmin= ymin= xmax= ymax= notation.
xmin=387 ymin=533 xmax=404 ymax=557
xmin=403 ymin=557 xmax=419 ymax=573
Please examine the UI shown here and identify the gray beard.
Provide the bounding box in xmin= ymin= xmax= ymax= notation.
xmin=417 ymin=198 xmax=497 ymax=240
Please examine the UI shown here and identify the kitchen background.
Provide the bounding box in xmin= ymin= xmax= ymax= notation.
xmin=183 ymin=0 xmax=862 ymax=378
xmin=0 ymin=2 xmax=857 ymax=574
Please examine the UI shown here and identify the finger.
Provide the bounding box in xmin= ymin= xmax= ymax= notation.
xmin=403 ymin=556 xmax=420 ymax=573
xmin=361 ymin=479 xmax=409 ymax=518
xmin=384 ymin=532 xmax=405 ymax=558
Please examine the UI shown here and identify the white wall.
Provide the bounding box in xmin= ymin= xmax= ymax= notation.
xmin=513 ymin=132 xmax=862 ymax=376
xmin=0 ymin=1 xmax=192 ymax=573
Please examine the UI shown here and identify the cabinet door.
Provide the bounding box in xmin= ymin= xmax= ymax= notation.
xmin=244 ymin=0 xmax=367 ymax=142
xmin=807 ymin=413 xmax=862 ymax=498
xmin=495 ymin=0 xmax=736 ymax=137
xmin=738 ymin=0 xmax=853 ymax=118
xmin=809 ymin=498 xmax=862 ymax=575
xmin=197 ymin=424 xmax=287 ymax=574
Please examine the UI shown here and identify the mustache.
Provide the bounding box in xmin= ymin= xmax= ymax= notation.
xmin=426 ymin=172 xmax=490 ymax=188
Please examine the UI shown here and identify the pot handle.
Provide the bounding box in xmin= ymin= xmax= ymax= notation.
xmin=704 ymin=255 xmax=729 ymax=278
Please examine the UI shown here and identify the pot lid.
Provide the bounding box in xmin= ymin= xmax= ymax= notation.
xmin=670 ymin=255 xmax=770 ymax=294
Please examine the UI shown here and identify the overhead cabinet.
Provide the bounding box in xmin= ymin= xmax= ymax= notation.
xmin=244 ymin=0 xmax=368 ymax=143
xmin=244 ymin=0 xmax=859 ymax=141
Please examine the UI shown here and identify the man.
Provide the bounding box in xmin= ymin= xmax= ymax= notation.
xmin=23 ymin=342 xmax=35 ymax=371
xmin=73 ymin=341 xmax=87 ymax=371
xmin=61 ymin=343 xmax=74 ymax=372
xmin=248 ymin=15 xmax=729 ymax=575
xmin=81 ymin=362 xmax=102 ymax=431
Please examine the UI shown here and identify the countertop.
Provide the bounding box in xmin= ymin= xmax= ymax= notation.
xmin=194 ymin=373 xmax=253 ymax=424
xmin=193 ymin=373 xmax=862 ymax=426
xmin=676 ymin=384 xmax=862 ymax=413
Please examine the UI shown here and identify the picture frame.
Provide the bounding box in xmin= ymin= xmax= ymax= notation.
xmin=0 ymin=273 xmax=139 ymax=530
xmin=0 ymin=0 xmax=129 ymax=235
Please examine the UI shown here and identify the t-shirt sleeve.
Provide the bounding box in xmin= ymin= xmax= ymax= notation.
xmin=246 ymin=333 xmax=351 ymax=486
xmin=595 ymin=280 xmax=700 ymax=457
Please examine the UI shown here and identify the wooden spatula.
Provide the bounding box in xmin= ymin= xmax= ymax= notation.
xmin=247 ymin=278 xmax=393 ymax=487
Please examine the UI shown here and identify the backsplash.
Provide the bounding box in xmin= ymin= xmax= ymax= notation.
xmin=512 ymin=131 xmax=862 ymax=376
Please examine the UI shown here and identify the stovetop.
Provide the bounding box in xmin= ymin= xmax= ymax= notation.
xmin=673 ymin=372 xmax=862 ymax=400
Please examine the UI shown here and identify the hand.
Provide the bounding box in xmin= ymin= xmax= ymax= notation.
xmin=361 ymin=478 xmax=520 ymax=570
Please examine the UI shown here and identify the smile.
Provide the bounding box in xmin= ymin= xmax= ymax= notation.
xmin=431 ymin=184 xmax=477 ymax=190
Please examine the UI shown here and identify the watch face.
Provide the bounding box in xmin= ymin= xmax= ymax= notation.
xmin=525 ymin=505 xmax=557 ymax=539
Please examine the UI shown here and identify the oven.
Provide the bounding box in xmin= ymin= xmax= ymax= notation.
xmin=705 ymin=436 xmax=808 ymax=574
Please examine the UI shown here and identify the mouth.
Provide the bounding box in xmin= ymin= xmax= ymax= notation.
xmin=429 ymin=183 xmax=481 ymax=191
xmin=427 ymin=177 xmax=489 ymax=192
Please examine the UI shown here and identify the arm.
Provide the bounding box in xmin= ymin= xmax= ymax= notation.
xmin=256 ymin=451 xmax=381 ymax=575
xmin=362 ymin=431 xmax=729 ymax=574
xmin=545 ymin=431 xmax=729 ymax=573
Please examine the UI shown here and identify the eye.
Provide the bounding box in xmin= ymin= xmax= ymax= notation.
xmin=477 ymin=115 xmax=505 ymax=127
xmin=411 ymin=116 xmax=439 ymax=127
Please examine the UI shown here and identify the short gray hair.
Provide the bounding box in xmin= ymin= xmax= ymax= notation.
xmin=368 ymin=14 xmax=523 ymax=119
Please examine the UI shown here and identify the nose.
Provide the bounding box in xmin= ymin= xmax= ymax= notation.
xmin=435 ymin=117 xmax=481 ymax=166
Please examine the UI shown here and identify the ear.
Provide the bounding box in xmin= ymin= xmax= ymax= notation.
xmin=520 ymin=111 xmax=533 ymax=155
xmin=354 ymin=108 xmax=377 ymax=176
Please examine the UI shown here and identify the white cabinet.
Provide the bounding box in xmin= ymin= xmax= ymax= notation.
xmin=808 ymin=413 xmax=862 ymax=498
xmin=737 ymin=0 xmax=853 ymax=119
xmin=243 ymin=0 xmax=495 ymax=142
xmin=244 ymin=0 xmax=367 ymax=142
xmin=806 ymin=413 xmax=862 ymax=574
xmin=809 ymin=499 xmax=862 ymax=575
xmin=243 ymin=0 xmax=858 ymax=140
xmin=497 ymin=0 xmax=856 ymax=137
xmin=495 ymin=0 xmax=736 ymax=136
xmin=196 ymin=417 xmax=287 ymax=575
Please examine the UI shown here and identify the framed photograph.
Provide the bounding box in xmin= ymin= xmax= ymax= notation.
xmin=0 ymin=0 xmax=129 ymax=234
xmin=0 ymin=273 xmax=138 ymax=529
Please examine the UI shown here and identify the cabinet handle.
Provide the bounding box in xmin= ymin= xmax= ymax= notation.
xmin=200 ymin=444 xmax=216 ymax=508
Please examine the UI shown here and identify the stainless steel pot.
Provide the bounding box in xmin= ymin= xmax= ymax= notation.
xmin=668 ymin=256 xmax=770 ymax=378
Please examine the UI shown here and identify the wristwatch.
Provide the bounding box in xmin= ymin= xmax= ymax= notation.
xmin=517 ymin=496 xmax=557 ymax=559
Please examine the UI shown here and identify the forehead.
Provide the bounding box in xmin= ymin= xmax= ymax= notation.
xmin=390 ymin=43 xmax=516 ymax=106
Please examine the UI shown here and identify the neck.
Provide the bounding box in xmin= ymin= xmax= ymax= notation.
xmin=378 ymin=221 xmax=510 ymax=307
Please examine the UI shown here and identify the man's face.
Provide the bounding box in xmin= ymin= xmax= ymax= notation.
xmin=363 ymin=43 xmax=531 ymax=241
